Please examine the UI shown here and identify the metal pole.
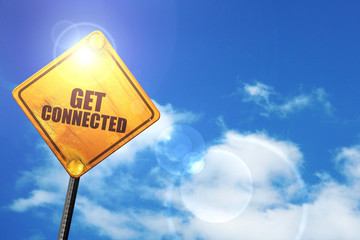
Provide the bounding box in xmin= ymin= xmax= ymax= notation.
xmin=58 ymin=176 xmax=80 ymax=240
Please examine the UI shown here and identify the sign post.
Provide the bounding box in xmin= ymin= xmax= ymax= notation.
xmin=13 ymin=31 xmax=160 ymax=238
xmin=58 ymin=177 xmax=80 ymax=240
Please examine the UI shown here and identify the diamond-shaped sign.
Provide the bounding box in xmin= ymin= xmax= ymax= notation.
xmin=13 ymin=31 xmax=160 ymax=177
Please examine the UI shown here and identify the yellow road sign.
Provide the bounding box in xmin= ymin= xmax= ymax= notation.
xmin=13 ymin=31 xmax=160 ymax=177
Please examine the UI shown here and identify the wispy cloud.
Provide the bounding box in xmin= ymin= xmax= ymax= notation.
xmin=240 ymin=81 xmax=333 ymax=117
xmin=10 ymin=189 xmax=60 ymax=212
xmin=76 ymin=198 xmax=138 ymax=239
xmin=335 ymin=145 xmax=360 ymax=182
xmin=243 ymin=81 xmax=274 ymax=105
xmin=28 ymin=232 xmax=46 ymax=240
xmin=77 ymin=197 xmax=184 ymax=240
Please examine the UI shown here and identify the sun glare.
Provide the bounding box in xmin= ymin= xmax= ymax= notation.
xmin=76 ymin=47 xmax=93 ymax=66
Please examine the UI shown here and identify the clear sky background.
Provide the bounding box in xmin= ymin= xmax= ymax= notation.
xmin=1 ymin=1 xmax=360 ymax=239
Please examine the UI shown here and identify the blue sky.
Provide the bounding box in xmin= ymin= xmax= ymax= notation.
xmin=1 ymin=1 xmax=360 ymax=239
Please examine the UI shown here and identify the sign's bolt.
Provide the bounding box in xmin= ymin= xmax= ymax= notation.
xmin=67 ymin=159 xmax=84 ymax=176
xmin=88 ymin=32 xmax=105 ymax=49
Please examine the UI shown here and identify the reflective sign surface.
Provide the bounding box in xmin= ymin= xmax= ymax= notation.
xmin=13 ymin=31 xmax=160 ymax=177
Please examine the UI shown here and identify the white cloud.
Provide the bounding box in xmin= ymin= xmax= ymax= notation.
xmin=161 ymin=131 xmax=308 ymax=240
xmin=177 ymin=138 xmax=360 ymax=240
xmin=68 ymin=137 xmax=360 ymax=240
xmin=14 ymin=143 xmax=69 ymax=192
xmin=10 ymin=189 xmax=60 ymax=212
xmin=9 ymin=101 xmax=360 ymax=240
xmin=76 ymin=198 xmax=138 ymax=240
xmin=313 ymin=88 xmax=333 ymax=115
xmin=302 ymin=183 xmax=360 ymax=240
xmin=240 ymin=81 xmax=333 ymax=117
xmin=278 ymin=94 xmax=310 ymax=113
xmin=76 ymin=197 xmax=186 ymax=240
xmin=335 ymin=145 xmax=360 ymax=181
xmin=180 ymin=149 xmax=253 ymax=223
xmin=243 ymin=82 xmax=274 ymax=103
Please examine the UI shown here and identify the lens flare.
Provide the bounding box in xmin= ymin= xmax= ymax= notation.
xmin=183 ymin=152 xmax=205 ymax=174
xmin=76 ymin=47 xmax=94 ymax=66
xmin=180 ymin=149 xmax=253 ymax=223
xmin=155 ymin=125 xmax=206 ymax=175
xmin=52 ymin=23 xmax=116 ymax=87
